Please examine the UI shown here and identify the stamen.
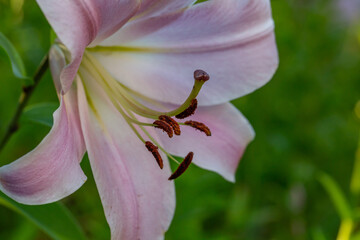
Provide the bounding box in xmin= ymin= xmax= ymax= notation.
xmin=81 ymin=52 xmax=212 ymax=181
xmin=194 ymin=69 xmax=210 ymax=82
xmin=175 ymin=99 xmax=198 ymax=119
xmin=168 ymin=152 xmax=194 ymax=180
xmin=125 ymin=107 xmax=180 ymax=165
xmin=184 ymin=120 xmax=212 ymax=136
xmin=159 ymin=115 xmax=181 ymax=135
xmin=145 ymin=141 xmax=163 ymax=169
xmin=153 ymin=120 xmax=174 ymax=138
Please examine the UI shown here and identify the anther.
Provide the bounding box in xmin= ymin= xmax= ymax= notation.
xmin=159 ymin=115 xmax=181 ymax=135
xmin=194 ymin=69 xmax=210 ymax=82
xmin=175 ymin=99 xmax=198 ymax=119
xmin=168 ymin=152 xmax=194 ymax=180
xmin=184 ymin=120 xmax=211 ymax=136
xmin=153 ymin=120 xmax=173 ymax=138
xmin=145 ymin=141 xmax=164 ymax=169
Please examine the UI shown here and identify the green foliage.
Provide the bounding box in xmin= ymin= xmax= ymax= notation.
xmin=0 ymin=32 xmax=31 ymax=85
xmin=318 ymin=172 xmax=352 ymax=220
xmin=0 ymin=192 xmax=87 ymax=240
xmin=50 ymin=29 xmax=57 ymax=45
xmin=21 ymin=102 xmax=58 ymax=127
xmin=351 ymin=129 xmax=360 ymax=195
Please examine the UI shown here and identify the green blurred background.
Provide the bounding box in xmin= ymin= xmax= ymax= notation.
xmin=0 ymin=0 xmax=359 ymax=239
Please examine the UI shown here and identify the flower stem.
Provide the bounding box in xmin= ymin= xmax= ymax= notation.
xmin=0 ymin=54 xmax=49 ymax=152
xmin=336 ymin=219 xmax=353 ymax=240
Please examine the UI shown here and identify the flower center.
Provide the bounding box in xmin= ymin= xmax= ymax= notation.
xmin=79 ymin=50 xmax=211 ymax=180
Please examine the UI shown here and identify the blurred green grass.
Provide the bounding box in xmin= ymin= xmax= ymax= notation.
xmin=0 ymin=0 xmax=359 ymax=239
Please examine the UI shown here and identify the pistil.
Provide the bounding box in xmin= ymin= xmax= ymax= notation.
xmin=84 ymin=52 xmax=208 ymax=119
xmin=80 ymin=50 xmax=214 ymax=180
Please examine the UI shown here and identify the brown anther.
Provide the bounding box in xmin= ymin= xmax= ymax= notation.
xmin=168 ymin=152 xmax=194 ymax=180
xmin=159 ymin=115 xmax=181 ymax=135
xmin=175 ymin=99 xmax=198 ymax=119
xmin=194 ymin=69 xmax=210 ymax=82
xmin=145 ymin=141 xmax=164 ymax=169
xmin=153 ymin=120 xmax=173 ymax=138
xmin=184 ymin=120 xmax=212 ymax=136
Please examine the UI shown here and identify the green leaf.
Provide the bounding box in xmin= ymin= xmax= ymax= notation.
xmin=311 ymin=227 xmax=327 ymax=240
xmin=195 ymin=0 xmax=208 ymax=3
xmin=21 ymin=102 xmax=59 ymax=127
xmin=10 ymin=220 xmax=37 ymax=240
xmin=0 ymin=191 xmax=87 ymax=240
xmin=351 ymin=230 xmax=360 ymax=240
xmin=0 ymin=32 xmax=32 ymax=85
xmin=350 ymin=131 xmax=360 ymax=195
xmin=50 ymin=29 xmax=58 ymax=44
xmin=318 ymin=172 xmax=353 ymax=220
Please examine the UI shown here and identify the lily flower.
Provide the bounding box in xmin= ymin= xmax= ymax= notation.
xmin=0 ymin=0 xmax=278 ymax=239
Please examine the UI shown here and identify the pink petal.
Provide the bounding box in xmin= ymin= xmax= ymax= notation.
xmin=158 ymin=103 xmax=255 ymax=182
xmin=76 ymin=72 xmax=175 ymax=239
xmin=0 ymin=86 xmax=86 ymax=204
xmin=95 ymin=0 xmax=278 ymax=105
xmin=36 ymin=0 xmax=140 ymax=93
xmin=132 ymin=0 xmax=195 ymax=20
xmin=49 ymin=44 xmax=67 ymax=94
